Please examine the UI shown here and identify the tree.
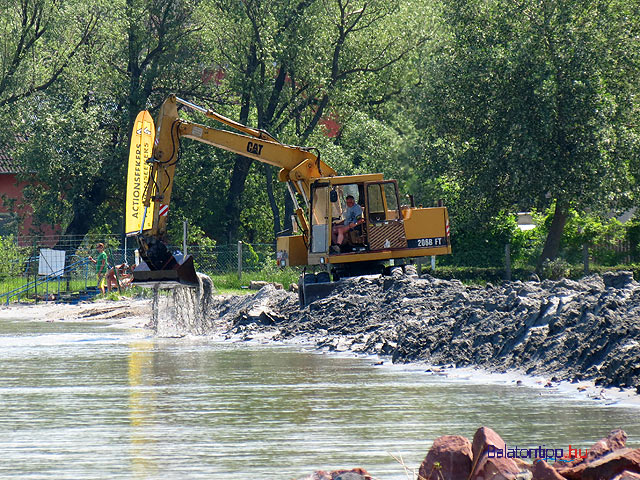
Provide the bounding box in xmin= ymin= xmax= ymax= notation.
xmin=203 ymin=0 xmax=433 ymax=242
xmin=419 ymin=0 xmax=640 ymax=268
xmin=0 ymin=0 xmax=98 ymax=108
xmin=11 ymin=0 xmax=219 ymax=243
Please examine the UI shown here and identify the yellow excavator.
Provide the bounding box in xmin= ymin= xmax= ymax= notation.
xmin=130 ymin=95 xmax=451 ymax=304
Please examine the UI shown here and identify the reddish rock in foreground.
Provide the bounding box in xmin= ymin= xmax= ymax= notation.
xmin=532 ymin=459 xmax=565 ymax=480
xmin=588 ymin=429 xmax=628 ymax=461
xmin=472 ymin=426 xmax=508 ymax=461
xmin=470 ymin=427 xmax=521 ymax=480
xmin=298 ymin=427 xmax=638 ymax=480
xmin=556 ymin=430 xmax=633 ymax=479
xmin=471 ymin=456 xmax=521 ymax=480
xmin=418 ymin=434 xmax=473 ymax=480
xmin=581 ymin=448 xmax=640 ymax=480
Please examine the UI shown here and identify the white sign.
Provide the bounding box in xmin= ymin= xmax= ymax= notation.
xmin=38 ymin=249 xmax=66 ymax=277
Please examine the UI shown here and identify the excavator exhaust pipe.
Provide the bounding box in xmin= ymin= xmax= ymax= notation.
xmin=132 ymin=235 xmax=199 ymax=289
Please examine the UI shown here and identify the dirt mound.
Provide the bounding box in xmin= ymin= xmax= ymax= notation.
xmin=207 ymin=272 xmax=640 ymax=390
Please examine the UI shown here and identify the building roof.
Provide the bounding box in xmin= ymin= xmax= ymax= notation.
xmin=0 ymin=152 xmax=19 ymax=174
xmin=0 ymin=136 xmax=26 ymax=174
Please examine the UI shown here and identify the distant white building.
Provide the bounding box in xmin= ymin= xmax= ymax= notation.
xmin=517 ymin=212 xmax=536 ymax=231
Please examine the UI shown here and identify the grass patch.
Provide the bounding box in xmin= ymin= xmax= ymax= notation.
xmin=206 ymin=268 xmax=300 ymax=295
xmin=0 ymin=276 xmax=97 ymax=303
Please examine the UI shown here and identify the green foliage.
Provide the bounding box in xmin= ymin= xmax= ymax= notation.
xmin=418 ymin=0 xmax=640 ymax=263
xmin=561 ymin=211 xmax=627 ymax=264
xmin=0 ymin=0 xmax=102 ymax=107
xmin=166 ymin=213 xmax=217 ymax=250
xmin=0 ymin=235 xmax=27 ymax=277
xmin=540 ymin=258 xmax=571 ymax=280
xmin=1 ymin=0 xmax=639 ymax=271
xmin=242 ymin=243 xmax=261 ymax=271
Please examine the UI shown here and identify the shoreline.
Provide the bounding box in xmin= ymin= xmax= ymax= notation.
xmin=0 ymin=298 xmax=152 ymax=330
xmin=226 ymin=331 xmax=640 ymax=410
xmin=2 ymin=269 xmax=640 ymax=408
xmin=202 ymin=271 xmax=640 ymax=394
xmin=3 ymin=290 xmax=640 ymax=480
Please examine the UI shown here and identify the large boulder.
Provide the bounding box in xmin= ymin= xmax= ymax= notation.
xmin=581 ymin=448 xmax=640 ymax=480
xmin=470 ymin=427 xmax=522 ymax=480
xmin=556 ymin=429 xmax=629 ymax=479
xmin=471 ymin=456 xmax=522 ymax=480
xmin=418 ymin=435 xmax=474 ymax=480
xmin=588 ymin=429 xmax=628 ymax=461
xmin=472 ymin=427 xmax=508 ymax=460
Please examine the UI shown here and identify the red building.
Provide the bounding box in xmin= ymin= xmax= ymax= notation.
xmin=0 ymin=146 xmax=60 ymax=246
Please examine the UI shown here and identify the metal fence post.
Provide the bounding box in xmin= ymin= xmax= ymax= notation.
xmin=583 ymin=243 xmax=589 ymax=275
xmin=237 ymin=241 xmax=243 ymax=281
xmin=183 ymin=221 xmax=188 ymax=258
xmin=505 ymin=243 xmax=511 ymax=281
xmin=431 ymin=255 xmax=436 ymax=271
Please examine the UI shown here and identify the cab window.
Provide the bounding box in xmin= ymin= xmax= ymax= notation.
xmin=310 ymin=185 xmax=329 ymax=253
xmin=366 ymin=181 xmax=400 ymax=222
xmin=383 ymin=182 xmax=400 ymax=220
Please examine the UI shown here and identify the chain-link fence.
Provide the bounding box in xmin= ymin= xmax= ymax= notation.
xmin=0 ymin=235 xmax=279 ymax=303
xmin=3 ymin=227 xmax=640 ymax=303
xmin=431 ymin=230 xmax=640 ymax=283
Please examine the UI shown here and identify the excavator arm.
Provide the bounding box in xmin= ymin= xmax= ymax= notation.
xmin=133 ymin=94 xmax=335 ymax=286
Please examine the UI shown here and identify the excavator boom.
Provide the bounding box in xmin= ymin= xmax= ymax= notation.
xmin=130 ymin=95 xmax=335 ymax=287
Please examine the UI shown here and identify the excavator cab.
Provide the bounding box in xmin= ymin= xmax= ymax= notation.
xmin=328 ymin=183 xmax=367 ymax=252
xmin=310 ymin=177 xmax=407 ymax=256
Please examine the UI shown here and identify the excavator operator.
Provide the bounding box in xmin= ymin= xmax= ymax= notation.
xmin=331 ymin=195 xmax=363 ymax=252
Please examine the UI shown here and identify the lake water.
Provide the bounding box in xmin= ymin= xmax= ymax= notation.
xmin=1 ymin=317 xmax=639 ymax=479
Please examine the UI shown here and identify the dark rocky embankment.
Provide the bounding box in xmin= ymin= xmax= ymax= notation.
xmin=206 ymin=270 xmax=640 ymax=390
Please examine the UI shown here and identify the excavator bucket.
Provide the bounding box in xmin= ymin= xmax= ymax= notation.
xmin=132 ymin=235 xmax=199 ymax=289
xmin=133 ymin=255 xmax=199 ymax=289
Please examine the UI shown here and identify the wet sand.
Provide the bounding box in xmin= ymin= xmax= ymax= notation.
xmin=0 ymin=298 xmax=152 ymax=329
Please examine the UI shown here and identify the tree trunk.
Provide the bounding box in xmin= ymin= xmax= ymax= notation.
xmin=264 ymin=165 xmax=281 ymax=239
xmin=537 ymin=199 xmax=569 ymax=271
xmin=224 ymin=44 xmax=258 ymax=243
xmin=284 ymin=193 xmax=293 ymax=233
xmin=225 ymin=156 xmax=252 ymax=243
xmin=58 ymin=181 xmax=108 ymax=252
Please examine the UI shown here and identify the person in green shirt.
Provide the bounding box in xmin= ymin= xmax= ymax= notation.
xmin=89 ymin=243 xmax=108 ymax=294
